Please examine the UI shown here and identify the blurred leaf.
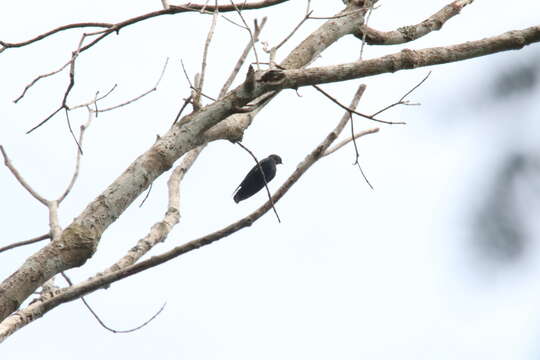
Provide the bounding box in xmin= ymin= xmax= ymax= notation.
xmin=492 ymin=58 xmax=540 ymax=98
xmin=473 ymin=153 xmax=540 ymax=264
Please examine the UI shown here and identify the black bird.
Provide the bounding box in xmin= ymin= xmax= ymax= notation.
xmin=233 ymin=154 xmax=282 ymax=203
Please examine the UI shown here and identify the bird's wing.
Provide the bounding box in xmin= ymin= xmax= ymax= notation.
xmin=237 ymin=162 xmax=263 ymax=189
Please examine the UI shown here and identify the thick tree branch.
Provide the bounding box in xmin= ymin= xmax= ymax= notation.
xmin=271 ymin=26 xmax=540 ymax=89
xmin=355 ymin=0 xmax=474 ymax=45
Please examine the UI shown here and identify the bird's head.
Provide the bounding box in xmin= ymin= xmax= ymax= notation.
xmin=269 ymin=154 xmax=282 ymax=165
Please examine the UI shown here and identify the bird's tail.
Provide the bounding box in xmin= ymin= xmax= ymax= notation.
xmin=232 ymin=186 xmax=241 ymax=203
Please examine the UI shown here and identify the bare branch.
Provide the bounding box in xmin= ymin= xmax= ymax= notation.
xmin=219 ymin=17 xmax=267 ymax=98
xmin=230 ymin=1 xmax=261 ymax=70
xmin=358 ymin=1 xmax=375 ymax=60
xmin=94 ymin=58 xmax=169 ymax=113
xmin=275 ymin=26 xmax=540 ymax=88
xmin=83 ymin=298 xmax=166 ymax=334
xmin=25 ymin=34 xmax=86 ymax=134
xmin=47 ymin=200 xmax=62 ymax=240
xmin=138 ymin=183 xmax=153 ymax=208
xmin=307 ymin=8 xmax=367 ymax=21
xmin=60 ymin=272 xmax=165 ymax=333
xmin=0 ymin=23 xmax=112 ymax=51
xmin=371 ymin=71 xmax=431 ymax=117
xmin=173 ymin=95 xmax=193 ymax=124
xmin=355 ymin=0 xmax=474 ymax=45
xmin=274 ymin=10 xmax=312 ymax=52
xmin=0 ymin=145 xmax=48 ymax=205
xmin=65 ymin=109 xmax=83 ymax=155
xmin=324 ymin=128 xmax=380 ymax=156
xmin=24 ymin=107 xmax=63 ymax=135
xmin=348 ymin=112 xmax=374 ymax=190
xmin=0 ymin=234 xmax=51 ymax=254
xmin=194 ymin=10 xmax=219 ymax=107
xmin=80 ymin=1 xmax=291 ymax=53
xmin=103 ymin=147 xmax=203 ymax=274
xmin=312 ymin=85 xmax=405 ymax=125
xmin=180 ymin=59 xmax=194 ymax=89
xmin=58 ymin=104 xmax=96 ymax=203
xmin=1 ymin=1 xmax=291 ymax=52
xmin=13 ymin=61 xmax=71 ymax=103
xmin=68 ymin=84 xmax=118 ymax=111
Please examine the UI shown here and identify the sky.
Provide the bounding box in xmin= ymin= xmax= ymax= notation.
xmin=1 ymin=1 xmax=540 ymax=359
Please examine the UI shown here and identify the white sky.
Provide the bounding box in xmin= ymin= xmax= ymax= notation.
xmin=1 ymin=1 xmax=540 ymax=359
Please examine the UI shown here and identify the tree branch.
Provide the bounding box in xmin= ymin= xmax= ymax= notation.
xmin=271 ymin=26 xmax=540 ymax=89
xmin=0 ymin=234 xmax=51 ymax=254
xmin=0 ymin=1 xmax=291 ymax=52
xmin=0 ymin=146 xmax=48 ymax=205
xmin=324 ymin=128 xmax=379 ymax=157
xmin=355 ymin=0 xmax=475 ymax=45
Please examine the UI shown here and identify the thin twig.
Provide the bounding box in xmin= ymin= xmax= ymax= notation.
xmin=65 ymin=109 xmax=83 ymax=155
xmin=179 ymin=62 xmax=217 ymax=105
xmin=58 ymin=101 xmax=96 ymax=203
xmin=236 ymin=142 xmax=281 ymax=223
xmin=138 ymin=183 xmax=153 ymax=208
xmin=0 ymin=145 xmax=48 ymax=205
xmin=312 ymin=85 xmax=405 ymax=125
xmin=68 ymin=84 xmax=118 ymax=111
xmin=173 ymin=95 xmax=193 ymax=124
xmin=60 ymin=272 xmax=165 ymax=333
xmin=349 ymin=112 xmax=374 ymax=190
xmin=13 ymin=61 xmax=71 ymax=103
xmin=219 ymin=17 xmax=267 ymax=98
xmin=359 ymin=1 xmax=374 ymax=60
xmin=274 ymin=10 xmax=312 ymax=52
xmin=194 ymin=8 xmax=219 ymax=107
xmin=0 ymin=23 xmax=112 ymax=50
xmin=220 ymin=14 xmax=245 ymax=29
xmin=25 ymin=107 xmax=63 ymax=135
xmin=85 ymin=300 xmax=166 ymax=334
xmin=371 ymin=71 xmax=431 ymax=117
xmin=5 ymin=1 xmax=290 ymax=108
xmin=324 ymin=128 xmax=380 ymax=156
xmin=192 ymin=88 xmax=217 ymax=102
xmin=307 ymin=9 xmax=366 ymax=20
xmin=0 ymin=234 xmax=51 ymax=254
xmin=230 ymin=1 xmax=261 ymax=70
xmin=1 ymin=1 xmax=289 ymax=54
xmin=25 ymin=33 xmax=86 ymax=134
xmin=96 ymin=58 xmax=169 ymax=113
xmin=180 ymin=59 xmax=194 ymax=88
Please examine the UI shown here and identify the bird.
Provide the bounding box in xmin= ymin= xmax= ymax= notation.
xmin=233 ymin=154 xmax=282 ymax=203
